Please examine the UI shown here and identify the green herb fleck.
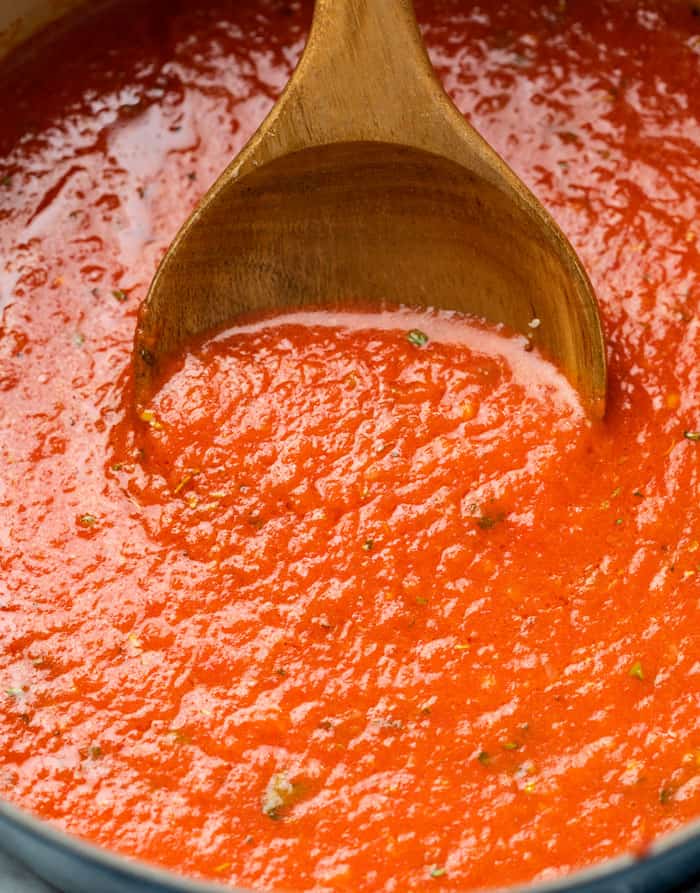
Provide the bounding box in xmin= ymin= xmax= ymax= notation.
xmin=78 ymin=513 xmax=97 ymax=528
xmin=1 ymin=175 xmax=11 ymax=187
xmin=6 ymin=687 xmax=24 ymax=699
xmin=633 ymin=489 xmax=645 ymax=498
xmin=503 ymin=741 xmax=521 ymax=751
xmin=477 ymin=750 xmax=491 ymax=766
xmin=628 ymin=660 xmax=645 ymax=681
xmin=557 ymin=130 xmax=580 ymax=145
xmin=407 ymin=329 xmax=429 ymax=348
xmin=477 ymin=512 xmax=505 ymax=530
xmin=362 ymin=538 xmax=374 ymax=552
xmin=112 ymin=289 xmax=128 ymax=303
xmin=89 ymin=745 xmax=103 ymax=759
xmin=659 ymin=786 xmax=674 ymax=804
xmin=683 ymin=431 xmax=700 ymax=442
xmin=430 ymin=867 xmax=447 ymax=879
xmin=615 ymin=518 xmax=624 ymax=526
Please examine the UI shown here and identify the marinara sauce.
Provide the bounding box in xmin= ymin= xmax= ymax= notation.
xmin=0 ymin=1 xmax=699 ymax=891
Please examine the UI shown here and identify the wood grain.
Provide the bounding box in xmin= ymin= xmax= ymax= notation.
xmin=135 ymin=0 xmax=606 ymax=417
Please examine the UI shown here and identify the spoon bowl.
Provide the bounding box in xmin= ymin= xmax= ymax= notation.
xmin=135 ymin=0 xmax=606 ymax=416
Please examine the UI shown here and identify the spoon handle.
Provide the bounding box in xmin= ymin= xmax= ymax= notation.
xmin=306 ymin=0 xmax=430 ymax=103
xmin=229 ymin=0 xmax=501 ymax=187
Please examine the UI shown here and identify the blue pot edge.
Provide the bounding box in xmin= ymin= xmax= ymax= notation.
xmin=1 ymin=795 xmax=699 ymax=893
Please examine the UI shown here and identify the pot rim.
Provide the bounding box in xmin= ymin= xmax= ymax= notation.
xmin=0 ymin=1 xmax=698 ymax=891
xmin=2 ymin=793 xmax=700 ymax=893
xmin=0 ymin=0 xmax=90 ymax=62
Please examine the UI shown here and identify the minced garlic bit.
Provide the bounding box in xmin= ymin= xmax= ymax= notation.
xmin=262 ymin=771 xmax=297 ymax=819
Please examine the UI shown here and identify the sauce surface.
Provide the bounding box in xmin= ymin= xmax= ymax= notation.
xmin=0 ymin=1 xmax=699 ymax=891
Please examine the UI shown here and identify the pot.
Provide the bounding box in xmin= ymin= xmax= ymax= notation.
xmin=0 ymin=2 xmax=699 ymax=892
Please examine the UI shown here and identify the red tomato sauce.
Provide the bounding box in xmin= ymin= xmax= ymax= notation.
xmin=0 ymin=1 xmax=699 ymax=891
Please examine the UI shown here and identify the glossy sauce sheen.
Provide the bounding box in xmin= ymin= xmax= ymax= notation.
xmin=1 ymin=1 xmax=699 ymax=890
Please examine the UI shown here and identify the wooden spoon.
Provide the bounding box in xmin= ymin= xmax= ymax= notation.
xmin=134 ymin=0 xmax=606 ymax=417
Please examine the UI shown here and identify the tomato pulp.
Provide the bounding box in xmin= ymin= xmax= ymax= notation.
xmin=0 ymin=1 xmax=699 ymax=891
